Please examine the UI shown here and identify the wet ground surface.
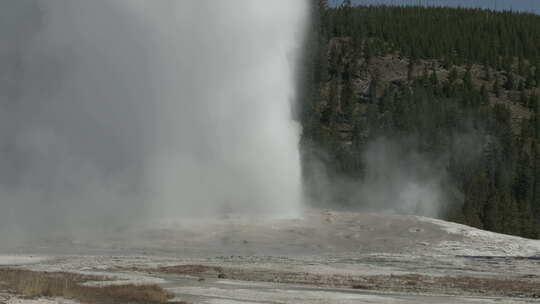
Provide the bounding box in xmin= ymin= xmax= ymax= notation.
xmin=162 ymin=277 xmax=539 ymax=304
xmin=1 ymin=209 xmax=540 ymax=303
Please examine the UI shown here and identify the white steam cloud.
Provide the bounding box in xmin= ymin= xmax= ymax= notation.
xmin=0 ymin=0 xmax=308 ymax=243
xmin=305 ymin=138 xmax=456 ymax=218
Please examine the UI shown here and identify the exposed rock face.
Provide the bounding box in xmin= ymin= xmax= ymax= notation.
xmin=318 ymin=38 xmax=539 ymax=145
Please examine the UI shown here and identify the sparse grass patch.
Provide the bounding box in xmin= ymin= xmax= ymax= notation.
xmin=0 ymin=269 xmax=184 ymax=303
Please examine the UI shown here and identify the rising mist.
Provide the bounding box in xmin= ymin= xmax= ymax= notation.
xmin=0 ymin=0 xmax=309 ymax=244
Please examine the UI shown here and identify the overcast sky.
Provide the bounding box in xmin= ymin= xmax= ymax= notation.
xmin=331 ymin=0 xmax=540 ymax=14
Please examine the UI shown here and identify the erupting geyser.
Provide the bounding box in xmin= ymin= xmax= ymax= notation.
xmin=0 ymin=0 xmax=309 ymax=241
xmin=144 ymin=1 xmax=309 ymax=218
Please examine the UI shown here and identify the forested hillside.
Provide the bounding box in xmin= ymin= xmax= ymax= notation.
xmin=300 ymin=2 xmax=540 ymax=238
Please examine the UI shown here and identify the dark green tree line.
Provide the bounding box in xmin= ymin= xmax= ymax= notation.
xmin=301 ymin=2 xmax=540 ymax=238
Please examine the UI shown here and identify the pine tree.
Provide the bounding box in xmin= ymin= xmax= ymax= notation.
xmin=463 ymin=66 xmax=473 ymax=90
xmin=369 ymin=76 xmax=378 ymax=104
xmin=518 ymin=80 xmax=525 ymax=91
xmin=526 ymin=68 xmax=536 ymax=89
xmin=536 ymin=64 xmax=540 ymax=87
xmin=518 ymin=56 xmax=526 ymax=76
xmin=504 ymin=73 xmax=515 ymax=90
xmin=448 ymin=67 xmax=459 ymax=85
xmin=407 ymin=60 xmax=415 ymax=81
xmin=484 ymin=64 xmax=492 ymax=81
xmin=494 ymin=76 xmax=502 ymax=98
xmin=520 ymin=91 xmax=528 ymax=107
xmin=530 ymin=94 xmax=540 ymax=113
xmin=480 ymin=84 xmax=489 ymax=105
xmin=430 ymin=69 xmax=439 ymax=87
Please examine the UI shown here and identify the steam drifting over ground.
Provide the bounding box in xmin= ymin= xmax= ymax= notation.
xmin=304 ymin=136 xmax=473 ymax=218
xmin=0 ymin=0 xmax=308 ymax=244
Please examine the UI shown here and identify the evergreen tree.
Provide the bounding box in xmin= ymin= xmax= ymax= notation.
xmin=494 ymin=76 xmax=502 ymax=98
xmin=407 ymin=60 xmax=415 ymax=81
xmin=480 ymin=84 xmax=489 ymax=105
xmin=536 ymin=64 xmax=540 ymax=87
xmin=526 ymin=68 xmax=536 ymax=89
xmin=463 ymin=66 xmax=473 ymax=90
xmin=520 ymin=91 xmax=528 ymax=107
xmin=303 ymin=4 xmax=540 ymax=239
xmin=530 ymin=94 xmax=539 ymax=113
xmin=504 ymin=73 xmax=515 ymax=90
xmin=484 ymin=64 xmax=492 ymax=81
xmin=448 ymin=67 xmax=459 ymax=84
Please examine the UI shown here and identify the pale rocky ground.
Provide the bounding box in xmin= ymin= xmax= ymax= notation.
xmin=0 ymin=297 xmax=80 ymax=304
xmin=1 ymin=209 xmax=540 ymax=303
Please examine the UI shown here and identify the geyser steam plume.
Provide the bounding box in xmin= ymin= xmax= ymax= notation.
xmin=0 ymin=0 xmax=308 ymax=241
